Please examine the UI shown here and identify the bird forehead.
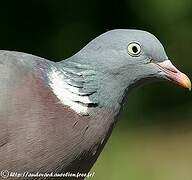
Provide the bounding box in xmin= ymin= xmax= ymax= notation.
xmin=107 ymin=29 xmax=168 ymax=60
xmin=97 ymin=29 xmax=165 ymax=50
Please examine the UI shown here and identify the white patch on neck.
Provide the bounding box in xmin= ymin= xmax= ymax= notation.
xmin=49 ymin=69 xmax=92 ymax=115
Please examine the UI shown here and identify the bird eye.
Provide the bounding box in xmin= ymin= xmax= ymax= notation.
xmin=127 ymin=42 xmax=141 ymax=56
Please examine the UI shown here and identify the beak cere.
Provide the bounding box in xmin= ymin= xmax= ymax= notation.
xmin=156 ymin=60 xmax=191 ymax=91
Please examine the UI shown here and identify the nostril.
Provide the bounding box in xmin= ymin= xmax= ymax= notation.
xmin=164 ymin=67 xmax=178 ymax=73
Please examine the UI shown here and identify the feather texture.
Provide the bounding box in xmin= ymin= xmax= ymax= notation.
xmin=49 ymin=61 xmax=99 ymax=115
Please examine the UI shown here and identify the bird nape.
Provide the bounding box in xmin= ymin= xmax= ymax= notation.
xmin=0 ymin=29 xmax=191 ymax=180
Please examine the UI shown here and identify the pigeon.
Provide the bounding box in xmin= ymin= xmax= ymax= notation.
xmin=0 ymin=29 xmax=191 ymax=180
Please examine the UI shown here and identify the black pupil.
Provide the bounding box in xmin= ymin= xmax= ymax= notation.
xmin=132 ymin=46 xmax=138 ymax=53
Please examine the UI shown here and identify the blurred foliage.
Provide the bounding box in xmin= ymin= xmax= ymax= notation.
xmin=92 ymin=124 xmax=192 ymax=180
xmin=0 ymin=0 xmax=191 ymax=179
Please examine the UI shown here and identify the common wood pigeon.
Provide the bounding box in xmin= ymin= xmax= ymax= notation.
xmin=0 ymin=29 xmax=191 ymax=179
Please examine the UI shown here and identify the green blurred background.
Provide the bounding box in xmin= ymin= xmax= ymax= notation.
xmin=0 ymin=0 xmax=191 ymax=179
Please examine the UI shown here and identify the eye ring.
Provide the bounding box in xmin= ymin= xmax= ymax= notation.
xmin=127 ymin=42 xmax=141 ymax=56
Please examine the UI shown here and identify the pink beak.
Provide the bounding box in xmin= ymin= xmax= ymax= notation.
xmin=156 ymin=60 xmax=191 ymax=91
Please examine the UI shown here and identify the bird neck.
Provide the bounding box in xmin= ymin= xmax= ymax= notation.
xmin=48 ymin=58 xmax=130 ymax=117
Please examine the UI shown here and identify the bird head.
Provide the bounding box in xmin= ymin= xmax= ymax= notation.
xmin=76 ymin=29 xmax=191 ymax=91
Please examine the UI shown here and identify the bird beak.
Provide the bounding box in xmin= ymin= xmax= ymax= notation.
xmin=156 ymin=60 xmax=191 ymax=91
